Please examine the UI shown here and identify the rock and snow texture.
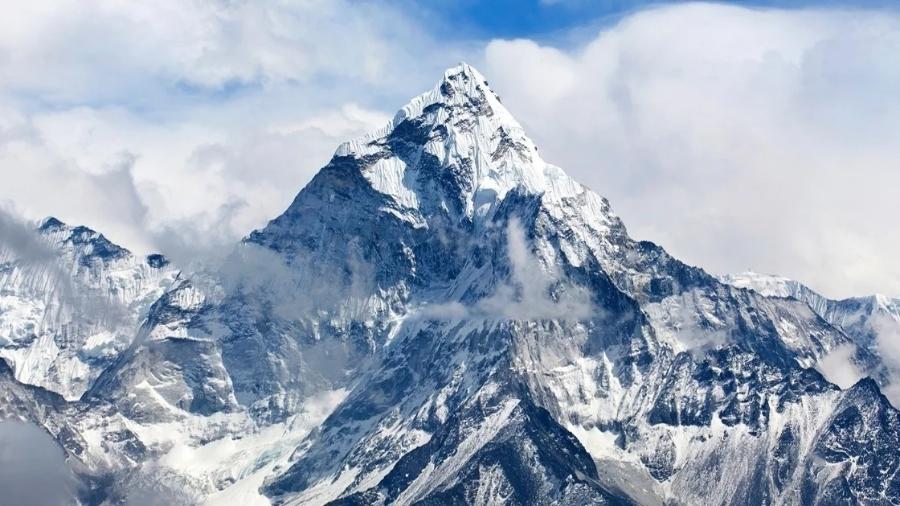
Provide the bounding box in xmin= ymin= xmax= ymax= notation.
xmin=0 ymin=218 xmax=178 ymax=400
xmin=2 ymin=64 xmax=900 ymax=505
xmin=721 ymin=271 xmax=900 ymax=406
xmin=719 ymin=272 xmax=900 ymax=349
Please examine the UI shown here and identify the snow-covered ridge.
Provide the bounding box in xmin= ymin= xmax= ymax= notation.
xmin=719 ymin=271 xmax=807 ymax=299
xmin=721 ymin=270 xmax=900 ymax=406
xmin=719 ymin=270 xmax=900 ymax=326
xmin=0 ymin=217 xmax=178 ymax=400
xmin=721 ymin=271 xmax=899 ymax=307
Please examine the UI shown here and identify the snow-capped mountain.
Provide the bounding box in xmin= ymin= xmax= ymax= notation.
xmin=0 ymin=217 xmax=178 ymax=400
xmin=2 ymin=64 xmax=899 ymax=505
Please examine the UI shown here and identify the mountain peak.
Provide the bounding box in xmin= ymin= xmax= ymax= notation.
xmin=35 ymin=218 xmax=127 ymax=261
xmin=435 ymin=62 xmax=499 ymax=108
xmin=872 ymin=293 xmax=898 ymax=310
xmin=325 ymin=63 xmax=603 ymax=223
xmin=444 ymin=62 xmax=483 ymax=79
xmin=439 ymin=62 xmax=490 ymax=93
xmin=335 ymin=62 xmax=520 ymax=158
xmin=39 ymin=216 xmax=66 ymax=231
xmin=35 ymin=216 xmax=172 ymax=269
xmin=249 ymin=64 xmax=623 ymax=271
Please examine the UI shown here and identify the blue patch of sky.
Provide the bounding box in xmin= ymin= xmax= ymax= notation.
xmin=387 ymin=0 xmax=900 ymax=42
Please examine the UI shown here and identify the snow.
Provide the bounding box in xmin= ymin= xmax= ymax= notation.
xmin=283 ymin=466 xmax=362 ymax=506
xmin=471 ymin=464 xmax=511 ymax=505
xmin=568 ymin=425 xmax=632 ymax=463
xmin=119 ymin=389 xmax=349 ymax=506
xmin=721 ymin=269 xmax=900 ymax=406
xmin=81 ymin=330 xmax=119 ymax=357
xmin=332 ymin=62 xmax=618 ymax=235
xmin=719 ymin=271 xmax=801 ymax=298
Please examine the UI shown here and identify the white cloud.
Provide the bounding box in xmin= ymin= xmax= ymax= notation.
xmin=871 ymin=311 xmax=900 ymax=406
xmin=0 ymin=0 xmax=439 ymax=103
xmin=872 ymin=312 xmax=900 ymax=368
xmin=0 ymin=0 xmax=451 ymax=259
xmin=0 ymin=421 xmax=80 ymax=505
xmin=0 ymin=116 xmax=151 ymax=251
xmin=816 ymin=344 xmax=864 ymax=389
xmin=0 ymin=207 xmax=57 ymax=263
xmin=482 ymin=3 xmax=900 ymax=298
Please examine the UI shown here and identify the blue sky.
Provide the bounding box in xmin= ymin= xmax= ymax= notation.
xmin=397 ymin=0 xmax=899 ymax=40
xmin=0 ymin=0 xmax=898 ymax=297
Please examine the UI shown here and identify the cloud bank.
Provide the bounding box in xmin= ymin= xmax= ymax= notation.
xmin=0 ymin=0 xmax=445 ymax=258
xmin=0 ymin=2 xmax=898 ymax=298
xmin=482 ymin=3 xmax=900 ymax=298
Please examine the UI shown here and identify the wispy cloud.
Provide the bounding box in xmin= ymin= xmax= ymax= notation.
xmin=216 ymin=240 xmax=377 ymax=322
xmin=0 ymin=421 xmax=80 ymax=505
xmin=816 ymin=344 xmax=864 ymax=389
xmin=0 ymin=208 xmax=132 ymax=330
xmin=421 ymin=219 xmax=594 ymax=321
xmin=0 ymin=208 xmax=57 ymax=263
xmin=871 ymin=312 xmax=900 ymax=406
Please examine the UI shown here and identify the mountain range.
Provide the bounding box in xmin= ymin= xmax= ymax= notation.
xmin=1 ymin=64 xmax=898 ymax=505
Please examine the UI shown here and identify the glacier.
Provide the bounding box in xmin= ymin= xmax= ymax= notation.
xmin=1 ymin=64 xmax=898 ymax=505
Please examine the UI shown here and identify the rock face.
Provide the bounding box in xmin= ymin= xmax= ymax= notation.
xmin=2 ymin=64 xmax=900 ymax=505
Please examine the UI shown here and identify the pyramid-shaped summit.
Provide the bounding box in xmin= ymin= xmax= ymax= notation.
xmin=250 ymin=62 xmax=622 ymax=261
xmin=337 ymin=63 xmax=531 ymax=207
xmin=335 ymin=62 xmax=520 ymax=158
xmin=333 ymin=63 xmax=606 ymax=221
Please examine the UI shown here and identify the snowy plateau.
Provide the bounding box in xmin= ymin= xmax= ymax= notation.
xmin=1 ymin=64 xmax=899 ymax=505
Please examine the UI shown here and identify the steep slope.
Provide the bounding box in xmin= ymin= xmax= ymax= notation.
xmin=3 ymin=64 xmax=899 ymax=505
xmin=0 ymin=218 xmax=178 ymax=400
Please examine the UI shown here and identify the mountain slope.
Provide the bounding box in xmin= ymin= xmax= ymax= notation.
xmin=2 ymin=64 xmax=899 ymax=505
xmin=248 ymin=64 xmax=899 ymax=504
xmin=0 ymin=218 xmax=178 ymax=400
